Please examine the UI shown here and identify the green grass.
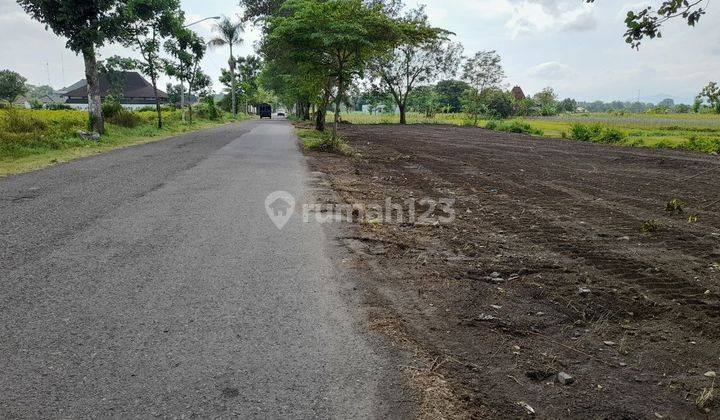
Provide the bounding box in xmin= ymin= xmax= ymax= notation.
xmin=0 ymin=108 xmax=246 ymax=176
xmin=296 ymin=128 xmax=354 ymax=155
xmin=342 ymin=111 xmax=720 ymax=154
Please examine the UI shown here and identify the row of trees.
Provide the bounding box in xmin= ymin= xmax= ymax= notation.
xmin=14 ymin=0 xmax=228 ymax=134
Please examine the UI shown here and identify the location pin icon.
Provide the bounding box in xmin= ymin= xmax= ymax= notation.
xmin=265 ymin=191 xmax=296 ymax=230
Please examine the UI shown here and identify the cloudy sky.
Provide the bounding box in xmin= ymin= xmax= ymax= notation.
xmin=1 ymin=0 xmax=717 ymax=103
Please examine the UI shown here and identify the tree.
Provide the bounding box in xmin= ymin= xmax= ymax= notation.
xmin=17 ymin=0 xmax=126 ymax=134
xmin=461 ymin=50 xmax=505 ymax=123
xmin=219 ymin=55 xmax=263 ymax=114
xmin=407 ymin=85 xmax=440 ymax=117
xmin=435 ymin=80 xmax=471 ymax=113
xmin=165 ymin=27 xmax=207 ymax=122
xmin=587 ymin=0 xmax=709 ymax=48
xmin=0 ymin=70 xmax=27 ymax=102
xmin=209 ymin=16 xmax=244 ymax=119
xmin=369 ymin=7 xmax=461 ymax=124
xmin=483 ymin=89 xmax=514 ymax=119
xmin=265 ymin=0 xmax=401 ymax=143
xmin=26 ymin=84 xmax=55 ymax=99
xmin=696 ymin=82 xmax=720 ymax=113
xmin=533 ymin=87 xmax=558 ymax=116
xmin=559 ymin=98 xmax=577 ymax=113
xmin=100 ymin=56 xmax=137 ymax=99
xmin=460 ymin=89 xmax=485 ymax=125
xmin=121 ymin=0 xmax=181 ymax=128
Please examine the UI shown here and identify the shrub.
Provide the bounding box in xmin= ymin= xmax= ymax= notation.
xmin=484 ymin=119 xmax=543 ymax=136
xmin=101 ymin=100 xmax=123 ymax=118
xmin=107 ymin=109 xmax=141 ymax=128
xmin=46 ymin=102 xmax=72 ymax=110
xmin=484 ymin=89 xmax=514 ymax=119
xmin=570 ymin=123 xmax=625 ymax=143
xmin=1 ymin=109 xmax=48 ymax=133
xmin=28 ymin=99 xmax=44 ymax=110
xmin=197 ymin=97 xmax=220 ymax=120
xmin=297 ymin=129 xmax=352 ymax=154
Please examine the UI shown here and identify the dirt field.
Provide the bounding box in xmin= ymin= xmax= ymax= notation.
xmin=302 ymin=123 xmax=720 ymax=419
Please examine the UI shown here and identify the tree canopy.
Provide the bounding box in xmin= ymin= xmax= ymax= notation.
xmin=0 ymin=69 xmax=27 ymax=102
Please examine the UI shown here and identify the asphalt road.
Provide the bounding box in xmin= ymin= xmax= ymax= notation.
xmin=0 ymin=119 xmax=409 ymax=418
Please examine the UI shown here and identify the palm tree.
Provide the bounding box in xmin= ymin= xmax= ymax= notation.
xmin=209 ymin=16 xmax=244 ymax=118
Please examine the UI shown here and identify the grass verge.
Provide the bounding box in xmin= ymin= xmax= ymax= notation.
xmin=295 ymin=127 xmax=355 ymax=156
xmin=0 ymin=109 xmax=248 ymax=177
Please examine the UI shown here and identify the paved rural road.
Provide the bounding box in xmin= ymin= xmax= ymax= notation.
xmin=0 ymin=120 xmax=409 ymax=418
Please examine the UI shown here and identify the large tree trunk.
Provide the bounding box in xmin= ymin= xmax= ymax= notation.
xmin=186 ymin=85 xmax=193 ymax=124
xmin=399 ymin=104 xmax=407 ymax=125
xmin=82 ymin=47 xmax=104 ymax=135
xmin=332 ymin=76 xmax=344 ymax=146
xmin=151 ymin=73 xmax=162 ymax=129
xmin=180 ymin=79 xmax=185 ymax=122
xmin=315 ymin=87 xmax=331 ymax=132
xmin=229 ymin=46 xmax=237 ymax=119
xmin=302 ymin=101 xmax=310 ymax=120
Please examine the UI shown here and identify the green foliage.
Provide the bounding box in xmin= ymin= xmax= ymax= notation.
xmin=197 ymin=97 xmax=221 ymax=120
xmin=533 ymin=87 xmax=558 ymax=116
xmin=0 ymin=69 xmax=28 ymax=102
xmin=484 ymin=89 xmax=514 ymax=119
xmin=266 ymin=0 xmax=402 ymax=139
xmin=515 ymin=98 xmax=538 ymax=116
xmin=1 ymin=108 xmax=48 ymax=133
xmin=46 ymin=103 xmax=72 ymax=110
xmin=462 ymin=50 xmax=505 ymax=93
xmin=28 ymin=99 xmax=44 ymax=110
xmin=570 ymin=123 xmax=625 ymax=143
xmin=296 ymin=128 xmax=352 ymax=154
xmin=102 ymin=100 xmax=124 ymax=119
xmin=696 ymin=82 xmax=720 ymax=114
xmin=106 ymin=109 xmax=141 ymax=128
xmin=435 ymin=80 xmax=471 ymax=113
xmin=485 ymin=119 xmax=543 ymax=135
xmin=674 ymin=103 xmax=691 ymax=113
xmin=559 ymin=98 xmax=577 ymax=113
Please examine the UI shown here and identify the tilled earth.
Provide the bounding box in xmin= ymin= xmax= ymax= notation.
xmin=302 ymin=123 xmax=720 ymax=419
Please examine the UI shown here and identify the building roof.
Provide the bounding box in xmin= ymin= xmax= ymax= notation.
xmin=511 ymin=86 xmax=526 ymax=101
xmin=63 ymin=72 xmax=168 ymax=101
xmin=57 ymin=79 xmax=86 ymax=95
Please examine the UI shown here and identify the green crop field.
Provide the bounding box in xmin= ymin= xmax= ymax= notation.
xmin=341 ymin=111 xmax=720 ymax=154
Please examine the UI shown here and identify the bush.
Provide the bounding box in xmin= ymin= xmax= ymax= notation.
xmin=484 ymin=89 xmax=514 ymax=119
xmin=485 ymin=119 xmax=543 ymax=136
xmin=1 ymin=108 xmax=48 ymax=133
xmin=570 ymin=123 xmax=625 ymax=143
xmin=102 ymin=100 xmax=123 ymax=118
xmin=106 ymin=109 xmax=141 ymax=128
xmin=28 ymin=99 xmax=44 ymax=110
xmin=197 ymin=97 xmax=220 ymax=120
xmin=46 ymin=102 xmax=72 ymax=110
xmin=296 ymin=128 xmax=352 ymax=154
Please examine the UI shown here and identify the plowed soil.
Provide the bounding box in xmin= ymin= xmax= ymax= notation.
xmin=302 ymin=123 xmax=720 ymax=419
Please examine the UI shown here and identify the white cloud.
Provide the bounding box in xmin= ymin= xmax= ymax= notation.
xmin=526 ymin=61 xmax=576 ymax=80
xmin=505 ymin=1 xmax=596 ymax=37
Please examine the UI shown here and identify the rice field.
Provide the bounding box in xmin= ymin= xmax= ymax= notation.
xmin=341 ymin=111 xmax=720 ymax=154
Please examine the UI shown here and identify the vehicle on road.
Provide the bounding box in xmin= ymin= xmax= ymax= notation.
xmin=277 ymin=111 xmax=285 ymax=117
xmin=258 ymin=103 xmax=272 ymax=119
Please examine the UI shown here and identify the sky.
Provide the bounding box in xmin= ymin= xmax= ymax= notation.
xmin=1 ymin=0 xmax=718 ymax=103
